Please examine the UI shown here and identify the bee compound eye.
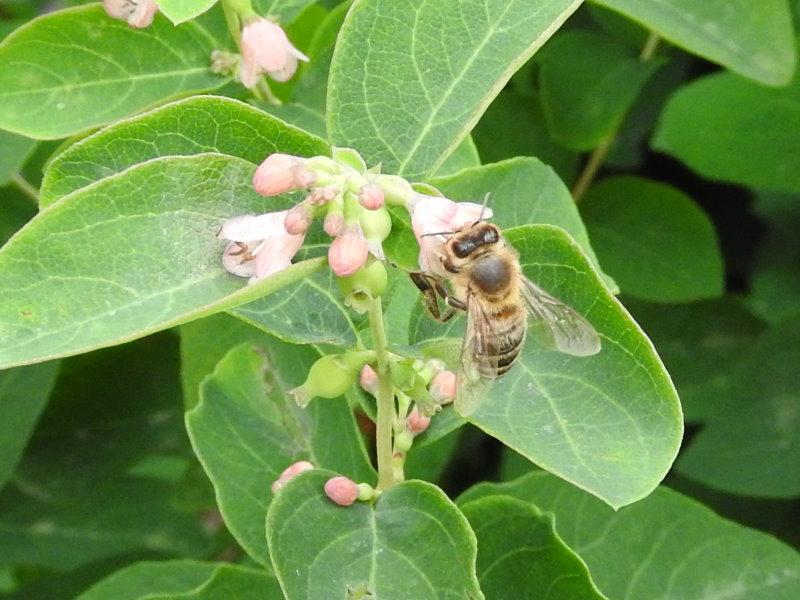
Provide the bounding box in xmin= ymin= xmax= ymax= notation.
xmin=453 ymin=240 xmax=472 ymax=258
xmin=484 ymin=228 xmax=499 ymax=244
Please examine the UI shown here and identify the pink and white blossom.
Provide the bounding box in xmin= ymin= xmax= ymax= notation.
xmin=240 ymin=18 xmax=309 ymax=87
xmin=409 ymin=194 xmax=491 ymax=276
xmin=103 ymin=0 xmax=158 ymax=28
xmin=218 ymin=211 xmax=305 ymax=283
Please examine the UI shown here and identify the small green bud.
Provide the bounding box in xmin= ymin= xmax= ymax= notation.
xmin=339 ymin=258 xmax=388 ymax=313
xmin=332 ymin=147 xmax=367 ymax=173
xmin=376 ymin=175 xmax=415 ymax=206
xmin=290 ymin=350 xmax=375 ymax=407
xmin=357 ymin=482 xmax=378 ymax=501
xmin=359 ymin=206 xmax=392 ymax=244
xmin=394 ymin=430 xmax=414 ymax=453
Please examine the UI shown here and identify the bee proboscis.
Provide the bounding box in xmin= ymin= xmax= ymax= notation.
xmin=411 ymin=220 xmax=601 ymax=416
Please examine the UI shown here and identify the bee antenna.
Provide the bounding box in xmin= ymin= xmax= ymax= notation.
xmin=475 ymin=192 xmax=492 ymax=224
xmin=421 ymin=231 xmax=454 ymax=238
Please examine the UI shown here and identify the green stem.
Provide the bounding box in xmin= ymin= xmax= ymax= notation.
xmin=256 ymin=79 xmax=283 ymax=106
xmin=221 ymin=0 xmax=242 ymax=46
xmin=572 ymin=32 xmax=661 ymax=202
xmin=368 ymin=297 xmax=397 ymax=490
xmin=12 ymin=174 xmax=38 ymax=205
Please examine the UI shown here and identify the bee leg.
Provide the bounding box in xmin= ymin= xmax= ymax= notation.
xmin=410 ymin=272 xmax=446 ymax=320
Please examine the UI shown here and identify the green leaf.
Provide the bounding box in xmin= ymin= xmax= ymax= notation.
xmin=14 ymin=333 xmax=188 ymax=498
xmin=625 ymin=297 xmax=765 ymax=422
xmin=653 ymin=68 xmax=800 ymax=192
xmin=404 ymin=428 xmax=461 ymax=482
xmin=148 ymin=0 xmax=215 ymax=23
xmin=78 ymin=560 xmax=282 ymax=600
xmin=290 ymin=0 xmax=352 ymax=113
xmin=0 ymin=130 xmax=36 ymax=185
xmin=327 ymin=0 xmax=583 ymax=179
xmin=433 ymin=136 xmax=481 ymax=177
xmin=592 ymin=0 xmax=796 ymax=86
xmin=413 ymin=225 xmax=682 ymax=509
xmin=0 ymin=153 xmax=327 ymax=369
xmin=460 ymin=471 xmax=800 ymax=600
xmin=232 ymin=268 xmax=358 ymax=347
xmin=677 ymin=317 xmax=800 ymax=497
xmin=0 ymin=186 xmax=37 ymax=245
xmin=257 ymin=103 xmax=328 ymax=138
xmin=179 ymin=313 xmax=269 ymax=409
xmin=460 ymin=496 xmax=606 ymax=599
xmin=155 ymin=0 xmax=218 ymax=24
xmin=0 ymin=361 xmax=59 ymax=489
xmin=186 ymin=343 xmax=374 ymax=566
xmin=253 ymin=0 xmax=320 ymax=24
xmin=472 ymin=87 xmax=579 ymax=184
xmin=267 ymin=470 xmax=483 ymax=599
xmin=40 ymin=95 xmax=329 ymax=207
xmin=580 ymin=176 xmax=724 ymax=302
xmin=428 ymin=157 xmax=604 ymax=277
xmin=0 ymin=5 xmax=230 ymax=139
xmin=0 ymin=478 xmax=210 ymax=571
xmin=538 ymin=30 xmax=661 ymax=151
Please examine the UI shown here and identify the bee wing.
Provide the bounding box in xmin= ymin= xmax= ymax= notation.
xmin=455 ymin=293 xmax=498 ymax=417
xmin=521 ymin=277 xmax=601 ymax=357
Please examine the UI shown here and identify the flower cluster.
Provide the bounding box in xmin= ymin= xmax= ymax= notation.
xmin=218 ymin=149 xmax=413 ymax=284
xmin=218 ymin=148 xmax=490 ymax=288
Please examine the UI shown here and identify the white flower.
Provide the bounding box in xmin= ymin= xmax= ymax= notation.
xmin=240 ymin=18 xmax=309 ymax=87
xmin=218 ymin=211 xmax=305 ymax=283
xmin=102 ymin=0 xmax=158 ymax=28
xmin=409 ymin=193 xmax=492 ymax=276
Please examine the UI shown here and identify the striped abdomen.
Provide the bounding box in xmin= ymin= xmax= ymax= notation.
xmin=475 ymin=301 xmax=526 ymax=378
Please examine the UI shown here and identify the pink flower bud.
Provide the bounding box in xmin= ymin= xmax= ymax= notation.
xmin=103 ymin=0 xmax=158 ymax=28
xmin=284 ymin=204 xmax=312 ymax=235
xmin=359 ymin=364 xmax=379 ymax=396
xmin=358 ymin=184 xmax=385 ymax=210
xmin=270 ymin=460 xmax=314 ymax=494
xmin=323 ymin=212 xmax=345 ymax=237
xmin=430 ymin=370 xmax=456 ymax=405
xmin=296 ymin=169 xmax=316 ymax=188
xmin=324 ymin=476 xmax=359 ymax=506
xmin=309 ymin=186 xmax=338 ymax=206
xmin=240 ymin=18 xmax=309 ymax=87
xmin=253 ymin=153 xmax=303 ymax=197
xmin=405 ymin=407 xmax=431 ymax=435
xmin=328 ymin=227 xmax=369 ymax=276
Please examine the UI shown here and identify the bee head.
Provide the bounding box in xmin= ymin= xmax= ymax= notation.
xmin=448 ymin=222 xmax=501 ymax=259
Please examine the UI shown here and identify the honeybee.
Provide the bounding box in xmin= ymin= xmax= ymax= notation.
xmin=411 ymin=220 xmax=601 ymax=416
